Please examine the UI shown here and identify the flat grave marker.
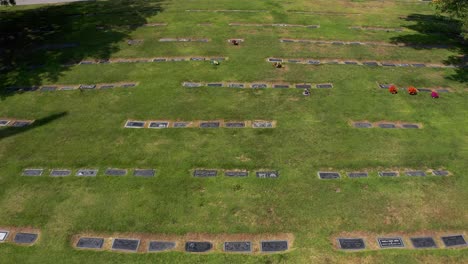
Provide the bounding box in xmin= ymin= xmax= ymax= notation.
xmin=105 ymin=169 xmax=127 ymax=176
xmin=22 ymin=169 xmax=43 ymax=176
xmin=405 ymin=170 xmax=426 ymax=177
xmin=193 ymin=169 xmax=218 ymax=177
xmin=79 ymin=84 xmax=96 ymax=89
xmin=173 ymin=122 xmax=190 ymax=128
xmin=273 ymin=84 xmax=289 ymax=88
xmin=183 ymin=82 xmax=202 ymax=88
xmin=316 ymin=83 xmax=333 ymax=89
xmin=347 ymin=172 xmax=368 ymax=178
xmin=295 ymin=84 xmax=312 ymax=89
xmin=14 ymin=233 xmax=38 ymax=244
xmin=200 ymin=121 xmax=220 ymax=128
xmin=261 ymin=241 xmax=288 ymax=252
xmin=251 ymin=83 xmax=268 ymax=88
xmin=377 ymin=237 xmax=405 ymax=248
xmin=228 ymin=83 xmax=244 ymax=88
xmin=318 ymin=171 xmax=340 ymax=179
xmin=338 ymin=238 xmax=365 ymax=250
xmin=112 ymin=238 xmax=140 ymax=252
xmin=363 ymin=61 xmax=379 ymax=66
xmin=50 ymin=169 xmax=71 ymax=177
xmin=402 ymin=124 xmax=420 ymax=129
xmin=121 ymin=83 xmax=137 ymax=88
xmin=225 ymin=122 xmax=245 ymax=128
xmin=379 ymin=84 xmax=391 ymax=89
xmin=411 ymin=237 xmax=437 ymax=249
xmin=185 ymin=241 xmax=213 ymax=252
xmin=441 ymin=235 xmax=466 ymax=247
xmin=0 ymin=231 xmax=9 ymax=242
xmin=133 ymin=169 xmax=155 ymax=177
xmin=252 ymin=121 xmax=273 ymax=128
xmin=0 ymin=120 xmax=10 ymax=126
xmin=432 ymin=170 xmax=449 ymax=176
xmin=379 ymin=171 xmax=399 ymax=177
xmin=378 ymin=123 xmax=397 ymax=129
xmin=11 ymin=121 xmax=33 ymax=127
xmin=76 ymin=169 xmax=98 ymax=177
xmin=125 ymin=121 xmax=146 ymax=128
xmin=100 ymin=85 xmax=115 ymax=89
xmin=207 ymin=83 xmax=223 ymax=87
xmin=225 ymin=170 xmax=249 ymax=177
xmin=76 ymin=237 xmax=105 ymax=249
xmin=40 ymin=86 xmax=57 ymax=92
xmin=148 ymin=241 xmax=176 ymax=252
xmin=224 ymin=241 xmax=252 ymax=252
xmin=256 ymin=171 xmax=279 ymax=178
xmin=353 ymin=122 xmax=372 ymax=128
xmin=149 ymin=121 xmax=169 ymax=129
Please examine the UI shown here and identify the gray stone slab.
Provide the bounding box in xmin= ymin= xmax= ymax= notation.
xmin=377 ymin=237 xmax=404 ymax=248
xmin=133 ymin=169 xmax=155 ymax=177
xmin=173 ymin=122 xmax=190 ymax=128
xmin=193 ymin=169 xmax=217 ymax=177
xmin=200 ymin=122 xmax=220 ymax=128
xmin=76 ymin=237 xmax=105 ymax=249
xmin=169 ymin=58 xmax=186 ymax=62
xmin=402 ymin=124 xmax=420 ymax=129
xmin=105 ymin=169 xmax=127 ymax=176
xmin=379 ymin=171 xmax=398 ymax=177
xmin=344 ymin=61 xmax=358 ymax=65
xmin=251 ymin=83 xmax=267 ymax=88
xmin=225 ymin=171 xmax=248 ymax=177
xmin=288 ymin=59 xmax=301 ymax=63
xmin=347 ymin=172 xmax=368 ymax=178
xmin=228 ymin=83 xmax=244 ymax=88
xmin=432 ymin=170 xmax=449 ymax=176
xmin=148 ymin=241 xmax=176 ymax=252
xmin=112 ymin=238 xmax=140 ymax=252
xmin=318 ymin=171 xmax=340 ymax=179
xmin=379 ymin=84 xmax=391 ymax=89
xmin=332 ymin=41 xmax=344 ymax=45
xmin=378 ymin=123 xmax=396 ymax=129
xmin=183 ymin=82 xmax=202 ymax=88
xmin=0 ymin=120 xmax=10 ymax=126
xmin=79 ymin=84 xmax=96 ymax=89
xmin=185 ymin=241 xmax=212 ymax=252
xmin=98 ymin=59 xmax=110 ymax=64
xmin=252 ymin=121 xmax=273 ymax=128
xmin=207 ymin=83 xmax=223 ymax=87
xmin=125 ymin=121 xmax=145 ymax=128
xmin=411 ymin=237 xmax=437 ymax=248
xmin=417 ymin=88 xmax=431 ymax=92
xmin=412 ymin=64 xmax=426 ymax=68
xmin=149 ymin=121 xmax=169 ymax=129
xmin=382 ymin=63 xmax=396 ymax=67
xmin=11 ymin=121 xmax=33 ymax=127
xmin=350 ymin=42 xmax=362 ymax=45
xmin=363 ymin=61 xmax=379 ymax=66
xmin=191 ymin=57 xmax=205 ymax=61
xmin=261 ymin=241 xmax=288 ymax=252
xmin=76 ymin=169 xmax=98 ymax=177
xmin=22 ymin=169 xmax=43 ymax=176
xmin=224 ymin=241 xmax=252 ymax=252
xmin=40 ymin=86 xmax=57 ymax=91
xmin=316 ymin=83 xmax=333 ymax=89
xmin=338 ymin=238 xmax=365 ymax=250
xmin=50 ymin=169 xmax=71 ymax=177
xmin=225 ymin=122 xmax=245 ymax=128
xmin=60 ymin=86 xmax=75 ymax=91
xmin=295 ymin=84 xmax=312 ymax=89
xmin=153 ymin=58 xmax=167 ymax=62
xmin=399 ymin=63 xmax=410 ymax=67
xmin=405 ymin=170 xmax=426 ymax=177
xmin=14 ymin=233 xmax=38 ymax=244
xmin=280 ymin=39 xmax=295 ymax=43
xmin=273 ymin=84 xmax=289 ymax=88
xmin=307 ymin=60 xmax=320 ymax=65
xmin=121 ymin=83 xmax=137 ymax=88
xmin=268 ymin=58 xmax=283 ymax=62
xmin=353 ymin=122 xmax=372 ymax=128
xmin=256 ymin=171 xmax=279 ymax=178
xmin=441 ymin=235 xmax=466 ymax=247
xmin=0 ymin=231 xmax=9 ymax=242
xmin=100 ymin=85 xmax=115 ymax=89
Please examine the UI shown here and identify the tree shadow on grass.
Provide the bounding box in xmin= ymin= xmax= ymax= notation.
xmin=0 ymin=111 xmax=67 ymax=140
xmin=0 ymin=0 xmax=164 ymax=98
xmin=390 ymin=14 xmax=467 ymax=83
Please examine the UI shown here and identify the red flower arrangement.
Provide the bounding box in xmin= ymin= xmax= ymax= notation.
xmin=408 ymin=86 xmax=418 ymax=95
xmin=388 ymin=85 xmax=398 ymax=94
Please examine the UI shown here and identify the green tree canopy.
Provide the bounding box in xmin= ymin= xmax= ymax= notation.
xmin=433 ymin=0 xmax=468 ymax=39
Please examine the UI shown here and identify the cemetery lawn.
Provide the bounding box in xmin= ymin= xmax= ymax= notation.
xmin=0 ymin=0 xmax=467 ymax=263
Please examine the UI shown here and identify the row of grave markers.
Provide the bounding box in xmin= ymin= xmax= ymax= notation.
xmin=125 ymin=120 xmax=275 ymax=129
xmin=318 ymin=170 xmax=450 ymax=179
xmin=352 ymin=121 xmax=421 ymax=129
xmin=0 ymin=119 xmax=34 ymax=128
xmin=0 ymin=229 xmax=39 ymax=245
xmin=338 ymin=234 xmax=466 ymax=250
xmin=6 ymin=82 xmax=138 ymax=93
xmin=65 ymin=57 xmax=227 ymax=66
xmin=22 ymin=168 xmax=156 ymax=177
xmin=182 ymin=82 xmax=333 ymax=89
xmin=267 ymin=58 xmax=460 ymax=68
xmin=76 ymin=236 xmax=288 ymax=253
xmin=192 ymin=169 xmax=278 ymax=178
xmin=378 ymin=84 xmax=451 ymax=93
xmin=280 ymin=39 xmax=452 ymax=49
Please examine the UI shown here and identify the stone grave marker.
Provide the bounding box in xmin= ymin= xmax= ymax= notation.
xmin=378 ymin=123 xmax=396 ymax=129
xmin=79 ymin=84 xmax=96 ymax=89
xmin=405 ymin=170 xmax=426 ymax=177
xmin=363 ymin=61 xmax=379 ymax=66
xmin=251 ymin=83 xmax=267 ymax=88
xmin=200 ymin=122 xmax=220 ymax=128
xmin=338 ymin=238 xmax=365 ymax=250
xmin=76 ymin=169 xmax=98 ymax=177
xmin=40 ymin=86 xmax=57 ymax=92
xmin=228 ymin=83 xmax=244 ymax=88
xmin=112 ymin=238 xmax=140 ymax=252
xmin=288 ymin=59 xmax=301 ymax=63
xmin=0 ymin=120 xmax=10 ymax=126
xmin=353 ymin=122 xmax=372 ymax=128
xmin=224 ymin=241 xmax=252 ymax=252
xmin=127 ymin=39 xmax=143 ymax=45
xmin=76 ymin=237 xmax=105 ymax=249
xmin=412 ymin=64 xmax=426 ymax=68
xmin=50 ymin=169 xmax=71 ymax=177
xmin=308 ymin=60 xmax=320 ymax=64
xmin=318 ymin=171 xmax=340 ymax=179
xmin=225 ymin=170 xmax=248 ymax=177
xmin=22 ymin=169 xmax=43 ymax=176
xmin=185 ymin=241 xmax=212 ymax=252
xmin=432 ymin=170 xmax=449 ymax=176
xmin=268 ymin=58 xmax=283 ymax=62
xmin=183 ymin=82 xmax=202 ymax=88
xmin=418 ymin=88 xmax=431 ymax=92
xmin=191 ymin=57 xmax=205 ymax=61
xmin=379 ymin=171 xmax=398 ymax=177
xmin=11 ymin=121 xmax=33 ymax=127
xmin=295 ymin=84 xmax=312 ymax=89
xmin=344 ymin=61 xmax=358 ymax=65
xmin=173 ymin=122 xmax=190 ymax=128
xmin=316 ymin=83 xmax=333 ymax=88
xmin=125 ymin=121 xmax=146 ymax=128
xmin=261 ymin=241 xmax=288 ymax=252
xmin=14 ymin=233 xmax=38 ymax=244
xmin=441 ymin=235 xmax=466 ymax=247
xmin=377 ymin=237 xmax=405 ymax=248
xmin=60 ymin=86 xmax=76 ymax=91
xmin=105 ymin=169 xmax=127 ymax=176
xmin=332 ymin=41 xmax=344 ymax=45
xmin=379 ymin=84 xmax=391 ymax=89
xmin=411 ymin=237 xmax=437 ymax=248
xmin=225 ymin=122 xmax=245 ymax=128
xmin=273 ymin=84 xmax=289 ymax=88
xmin=148 ymin=241 xmax=176 ymax=252
xmin=256 ymin=171 xmax=279 ymax=178
xmin=347 ymin=172 xmax=368 ymax=178
xmin=153 ymin=58 xmax=167 ymax=62
xmin=100 ymin=85 xmax=115 ymax=89
xmin=207 ymin=83 xmax=223 ymax=87
xmin=98 ymin=59 xmax=110 ymax=64
xmin=133 ymin=169 xmax=155 ymax=177
xmin=402 ymin=124 xmax=420 ymax=129
xmin=252 ymin=121 xmax=273 ymax=128
xmin=193 ymin=169 xmax=217 ymax=177
xmin=149 ymin=121 xmax=169 ymax=129
xmin=0 ymin=231 xmax=9 ymax=242
xmin=382 ymin=63 xmax=396 ymax=67
xmin=121 ymin=83 xmax=137 ymax=88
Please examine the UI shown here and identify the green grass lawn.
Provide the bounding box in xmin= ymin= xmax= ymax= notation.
xmin=0 ymin=0 xmax=467 ymax=263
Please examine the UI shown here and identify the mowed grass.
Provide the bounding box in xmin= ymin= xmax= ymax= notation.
xmin=0 ymin=0 xmax=467 ymax=263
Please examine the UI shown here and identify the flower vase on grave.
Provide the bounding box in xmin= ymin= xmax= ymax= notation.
xmin=389 ymin=85 xmax=398 ymax=94
xmin=408 ymin=86 xmax=418 ymax=95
